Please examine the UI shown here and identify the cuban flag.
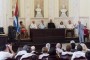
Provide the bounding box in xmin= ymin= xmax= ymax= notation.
xmin=13 ymin=1 xmax=20 ymax=33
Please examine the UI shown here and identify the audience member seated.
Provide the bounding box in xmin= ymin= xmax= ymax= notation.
xmin=31 ymin=46 xmax=38 ymax=54
xmin=71 ymin=44 xmax=85 ymax=60
xmin=47 ymin=19 xmax=56 ymax=28
xmin=15 ymin=45 xmax=29 ymax=59
xmin=58 ymin=21 xmax=65 ymax=28
xmin=20 ymin=21 xmax=28 ymax=39
xmin=66 ymin=20 xmax=74 ymax=37
xmin=80 ymin=43 xmax=90 ymax=52
xmin=0 ymin=44 xmax=15 ymax=60
xmin=39 ymin=47 xmax=49 ymax=60
xmin=85 ymin=51 xmax=90 ymax=60
xmin=48 ymin=47 xmax=59 ymax=60
xmin=38 ymin=20 xmax=46 ymax=29
xmin=45 ymin=43 xmax=51 ymax=51
xmin=84 ymin=26 xmax=89 ymax=42
xmin=30 ymin=21 xmax=37 ymax=29
xmin=62 ymin=44 xmax=73 ymax=56
xmin=20 ymin=46 xmax=37 ymax=60
xmin=56 ymin=43 xmax=63 ymax=57
xmin=70 ymin=40 xmax=76 ymax=52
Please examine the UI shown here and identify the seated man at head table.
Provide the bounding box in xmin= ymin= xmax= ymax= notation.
xmin=66 ymin=20 xmax=74 ymax=37
xmin=38 ymin=20 xmax=46 ymax=29
xmin=30 ymin=21 xmax=37 ymax=29
xmin=47 ymin=19 xmax=56 ymax=28
xmin=58 ymin=21 xmax=65 ymax=28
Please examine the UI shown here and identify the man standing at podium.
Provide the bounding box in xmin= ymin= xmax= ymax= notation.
xmin=47 ymin=19 xmax=56 ymax=28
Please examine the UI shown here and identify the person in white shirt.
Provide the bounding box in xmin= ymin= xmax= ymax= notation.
xmin=62 ymin=44 xmax=73 ymax=55
xmin=56 ymin=43 xmax=63 ymax=57
xmin=58 ymin=21 xmax=65 ymax=28
xmin=30 ymin=21 xmax=37 ymax=29
xmin=15 ymin=45 xmax=29 ymax=58
xmin=0 ymin=44 xmax=15 ymax=60
xmin=30 ymin=46 xmax=38 ymax=54
xmin=39 ymin=47 xmax=49 ymax=59
xmin=66 ymin=20 xmax=75 ymax=37
xmin=71 ymin=44 xmax=85 ymax=60
xmin=45 ymin=43 xmax=51 ymax=51
xmin=38 ymin=20 xmax=46 ymax=29
xmin=20 ymin=46 xmax=36 ymax=60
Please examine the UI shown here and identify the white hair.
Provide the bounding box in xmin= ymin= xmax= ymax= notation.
xmin=31 ymin=46 xmax=35 ymax=51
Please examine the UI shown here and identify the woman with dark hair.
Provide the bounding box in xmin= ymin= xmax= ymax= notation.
xmin=48 ymin=47 xmax=59 ymax=60
xmin=85 ymin=51 xmax=90 ymax=60
xmin=20 ymin=21 xmax=28 ymax=39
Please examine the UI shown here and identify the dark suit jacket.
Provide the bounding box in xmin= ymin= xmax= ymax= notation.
xmin=48 ymin=23 xmax=55 ymax=28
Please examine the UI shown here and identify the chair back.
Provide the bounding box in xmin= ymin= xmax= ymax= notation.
xmin=16 ymin=55 xmax=23 ymax=60
xmin=60 ymin=54 xmax=72 ymax=60
xmin=22 ymin=55 xmax=38 ymax=60
xmin=42 ymin=56 xmax=48 ymax=60
xmin=6 ymin=58 xmax=16 ymax=60
xmin=74 ymin=56 xmax=87 ymax=60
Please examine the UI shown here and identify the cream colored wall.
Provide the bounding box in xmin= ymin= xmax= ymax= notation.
xmin=1 ymin=0 xmax=90 ymax=34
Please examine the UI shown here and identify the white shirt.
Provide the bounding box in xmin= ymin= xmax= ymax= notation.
xmin=62 ymin=51 xmax=73 ymax=55
xmin=0 ymin=51 xmax=14 ymax=60
xmin=38 ymin=23 xmax=45 ymax=29
xmin=71 ymin=51 xmax=85 ymax=60
xmin=58 ymin=25 xmax=65 ymax=28
xmin=20 ymin=53 xmax=35 ymax=60
xmin=66 ymin=24 xmax=74 ymax=29
xmin=56 ymin=48 xmax=63 ymax=53
xmin=30 ymin=23 xmax=37 ymax=29
xmin=15 ymin=50 xmax=27 ymax=58
xmin=39 ymin=53 xmax=49 ymax=59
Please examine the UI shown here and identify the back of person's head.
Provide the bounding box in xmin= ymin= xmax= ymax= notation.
xmin=49 ymin=47 xmax=56 ymax=55
xmin=0 ymin=44 xmax=6 ymax=51
xmin=66 ymin=44 xmax=71 ymax=52
xmin=71 ymin=43 xmax=76 ymax=49
xmin=85 ymin=51 xmax=90 ymax=60
xmin=70 ymin=40 xmax=75 ymax=44
xmin=46 ymin=43 xmax=50 ymax=50
xmin=23 ymin=45 xmax=30 ymax=53
xmin=42 ymin=47 xmax=48 ymax=53
xmin=77 ymin=44 xmax=83 ymax=51
xmin=20 ymin=21 xmax=22 ymax=24
xmin=56 ymin=43 xmax=62 ymax=49
xmin=80 ymin=43 xmax=88 ymax=52
xmin=31 ymin=46 xmax=35 ymax=51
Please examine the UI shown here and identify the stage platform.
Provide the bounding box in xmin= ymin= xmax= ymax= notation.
xmin=0 ymin=35 xmax=89 ymax=52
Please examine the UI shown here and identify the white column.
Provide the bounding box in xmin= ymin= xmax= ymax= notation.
xmin=44 ymin=0 xmax=49 ymax=18
xmin=20 ymin=0 xmax=25 ymax=18
xmin=0 ymin=0 xmax=3 ymax=27
xmin=30 ymin=0 xmax=34 ymax=18
xmin=49 ymin=0 xmax=55 ymax=19
xmin=54 ymin=0 xmax=59 ymax=17
xmin=69 ymin=0 xmax=80 ymax=24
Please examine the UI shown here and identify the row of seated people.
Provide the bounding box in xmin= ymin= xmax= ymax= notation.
xmin=0 ymin=41 xmax=90 ymax=60
xmin=20 ymin=20 xmax=89 ymax=40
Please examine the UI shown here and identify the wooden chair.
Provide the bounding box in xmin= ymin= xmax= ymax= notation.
xmin=60 ymin=54 xmax=72 ymax=60
xmin=74 ymin=56 xmax=87 ymax=60
xmin=16 ymin=55 xmax=23 ymax=60
xmin=22 ymin=55 xmax=38 ymax=60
